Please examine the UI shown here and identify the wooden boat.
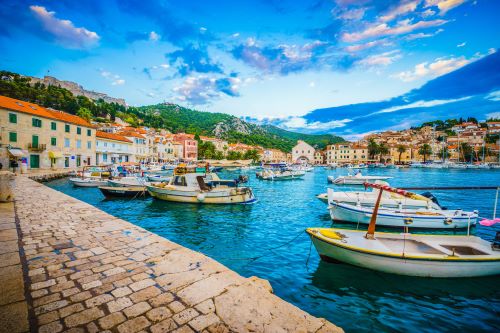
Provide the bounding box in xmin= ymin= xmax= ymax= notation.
xmin=69 ymin=178 xmax=109 ymax=187
xmin=307 ymin=182 xmax=500 ymax=277
xmin=69 ymin=165 xmax=112 ymax=187
xmin=328 ymin=172 xmax=392 ymax=185
xmin=108 ymin=177 xmax=149 ymax=187
xmin=146 ymin=164 xmax=256 ymax=204
xmin=99 ymin=186 xmax=149 ymax=197
xmin=256 ymin=169 xmax=305 ymax=180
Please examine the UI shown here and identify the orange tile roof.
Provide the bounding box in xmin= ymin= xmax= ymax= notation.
xmin=118 ymin=131 xmax=145 ymax=139
xmin=96 ymin=131 xmax=132 ymax=143
xmin=0 ymin=95 xmax=94 ymax=128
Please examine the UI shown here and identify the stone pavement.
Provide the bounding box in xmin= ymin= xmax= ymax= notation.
xmin=0 ymin=175 xmax=343 ymax=333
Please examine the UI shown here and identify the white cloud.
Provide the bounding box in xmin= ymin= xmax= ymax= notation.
xmin=149 ymin=31 xmax=160 ymax=41
xmin=379 ymin=0 xmax=420 ymax=22
xmin=358 ymin=50 xmax=401 ymax=67
xmin=100 ymin=69 xmax=125 ymax=86
xmin=345 ymin=39 xmax=392 ymax=52
xmin=371 ymin=97 xmax=472 ymax=115
xmin=159 ymin=64 xmax=170 ymax=69
xmin=421 ymin=9 xmax=436 ymax=17
xmin=112 ymin=79 xmax=125 ymax=86
xmin=457 ymin=42 xmax=466 ymax=47
xmin=405 ymin=28 xmax=443 ymax=40
xmin=393 ymin=55 xmax=473 ymax=82
xmin=30 ymin=5 xmax=99 ymax=49
xmin=335 ymin=7 xmax=366 ymax=20
xmin=425 ymin=0 xmax=467 ymax=15
xmin=342 ymin=18 xmax=448 ymax=43
xmin=281 ymin=117 xmax=352 ymax=130
xmin=309 ymin=81 xmax=316 ymax=88
xmin=231 ymin=33 xmax=240 ymax=38
xmin=485 ymin=90 xmax=500 ymax=102
xmin=486 ymin=112 xmax=500 ymax=119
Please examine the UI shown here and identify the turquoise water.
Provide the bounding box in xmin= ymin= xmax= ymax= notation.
xmin=47 ymin=168 xmax=500 ymax=332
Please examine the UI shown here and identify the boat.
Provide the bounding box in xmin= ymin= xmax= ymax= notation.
xmin=69 ymin=165 xmax=112 ymax=187
xmin=256 ymin=169 xmax=305 ymax=180
xmin=146 ymin=164 xmax=256 ymax=204
xmin=146 ymin=174 xmax=171 ymax=182
xmin=347 ymin=164 xmax=368 ymax=169
xmin=108 ymin=176 xmax=149 ymax=187
xmin=329 ymin=201 xmax=477 ymax=229
xmin=99 ymin=186 xmax=149 ymax=197
xmin=316 ymin=185 xmax=442 ymax=210
xmin=307 ymin=182 xmax=500 ymax=277
xmin=306 ymin=228 xmax=500 ymax=277
xmin=328 ymin=172 xmax=392 ymax=185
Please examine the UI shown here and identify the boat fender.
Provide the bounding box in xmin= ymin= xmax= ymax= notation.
xmin=404 ymin=217 xmax=413 ymax=225
xmin=444 ymin=217 xmax=453 ymax=225
xmin=197 ymin=193 xmax=206 ymax=202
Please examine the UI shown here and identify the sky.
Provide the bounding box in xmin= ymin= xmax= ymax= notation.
xmin=1 ymin=0 xmax=499 ymax=138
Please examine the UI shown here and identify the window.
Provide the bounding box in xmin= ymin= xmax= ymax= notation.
xmin=103 ymin=153 xmax=108 ymax=162
xmin=64 ymin=138 xmax=70 ymax=148
xmin=9 ymin=113 xmax=17 ymax=123
xmin=9 ymin=132 xmax=17 ymax=142
xmin=87 ymin=129 xmax=91 ymax=136
xmin=51 ymin=137 xmax=57 ymax=146
xmin=51 ymin=122 xmax=57 ymax=130
xmin=77 ymin=127 xmax=81 ymax=135
xmin=65 ymin=124 xmax=70 ymax=133
xmin=76 ymin=140 xmax=82 ymax=149
xmin=64 ymin=157 xmax=69 ymax=168
xmin=76 ymin=155 xmax=81 ymax=167
xmin=87 ymin=141 xmax=91 ymax=149
xmin=32 ymin=118 xmax=42 ymax=127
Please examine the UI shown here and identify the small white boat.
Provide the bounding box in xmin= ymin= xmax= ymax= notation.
xmin=347 ymin=164 xmax=368 ymax=169
xmin=306 ymin=228 xmax=500 ymax=277
xmin=69 ymin=177 xmax=109 ymax=187
xmin=108 ymin=177 xmax=149 ymax=187
xmin=328 ymin=172 xmax=392 ymax=185
xmin=256 ymin=169 xmax=305 ymax=180
xmin=146 ymin=174 xmax=171 ymax=182
xmin=147 ymin=164 xmax=256 ymax=204
xmin=69 ymin=165 xmax=112 ymax=187
xmin=329 ymin=201 xmax=477 ymax=229
xmin=317 ymin=186 xmax=442 ymax=210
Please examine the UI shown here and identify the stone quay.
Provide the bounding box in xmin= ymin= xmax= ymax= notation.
xmin=0 ymin=173 xmax=343 ymax=333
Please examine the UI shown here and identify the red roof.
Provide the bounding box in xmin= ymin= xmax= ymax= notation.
xmin=118 ymin=131 xmax=145 ymax=139
xmin=0 ymin=95 xmax=94 ymax=127
xmin=96 ymin=131 xmax=132 ymax=143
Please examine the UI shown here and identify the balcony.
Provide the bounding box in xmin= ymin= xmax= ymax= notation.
xmin=28 ymin=143 xmax=47 ymax=152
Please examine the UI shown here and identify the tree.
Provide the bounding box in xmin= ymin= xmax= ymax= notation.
xmin=227 ymin=151 xmax=242 ymax=160
xmin=214 ymin=151 xmax=224 ymax=160
xmin=76 ymin=107 xmax=92 ymax=122
xmin=243 ymin=149 xmax=261 ymax=163
xmin=198 ymin=141 xmax=216 ymax=160
xmin=459 ymin=143 xmax=473 ymax=162
xmin=378 ymin=143 xmax=389 ymax=162
xmin=367 ymin=139 xmax=379 ymax=160
xmin=397 ymin=145 xmax=406 ymax=164
xmin=478 ymin=146 xmax=492 ymax=161
xmin=418 ymin=144 xmax=432 ymax=162
xmin=438 ymin=146 xmax=449 ymax=161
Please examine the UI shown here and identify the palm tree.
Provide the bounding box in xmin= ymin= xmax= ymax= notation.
xmin=367 ymin=138 xmax=379 ymax=161
xmin=439 ymin=146 xmax=449 ymax=162
xmin=378 ymin=143 xmax=389 ymax=162
xmin=418 ymin=144 xmax=432 ymax=163
xmin=397 ymin=145 xmax=406 ymax=164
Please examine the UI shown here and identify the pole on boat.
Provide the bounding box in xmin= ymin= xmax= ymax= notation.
xmin=365 ymin=187 xmax=383 ymax=240
xmin=494 ymin=187 xmax=499 ymax=219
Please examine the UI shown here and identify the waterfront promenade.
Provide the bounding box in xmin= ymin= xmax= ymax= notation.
xmin=0 ymin=174 xmax=342 ymax=333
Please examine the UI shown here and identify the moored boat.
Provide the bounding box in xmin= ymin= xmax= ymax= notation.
xmin=69 ymin=165 xmax=112 ymax=187
xmin=328 ymin=172 xmax=392 ymax=185
xmin=99 ymin=186 xmax=149 ymax=197
xmin=256 ymin=169 xmax=305 ymax=180
xmin=108 ymin=176 xmax=149 ymax=187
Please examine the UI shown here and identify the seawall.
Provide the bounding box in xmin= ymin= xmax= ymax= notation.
xmin=0 ymin=174 xmax=343 ymax=333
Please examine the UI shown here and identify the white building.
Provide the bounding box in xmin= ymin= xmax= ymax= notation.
xmin=95 ymin=131 xmax=133 ymax=165
xmin=119 ymin=131 xmax=148 ymax=163
xmin=291 ymin=140 xmax=315 ymax=164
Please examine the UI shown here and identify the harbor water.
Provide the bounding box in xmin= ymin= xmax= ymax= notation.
xmin=47 ymin=167 xmax=500 ymax=332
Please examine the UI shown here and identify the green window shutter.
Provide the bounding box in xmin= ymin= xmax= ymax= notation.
xmin=65 ymin=124 xmax=70 ymax=133
xmin=9 ymin=113 xmax=17 ymax=123
xmin=87 ymin=129 xmax=91 ymax=136
xmin=77 ymin=127 xmax=81 ymax=135
xmin=51 ymin=137 xmax=57 ymax=146
xmin=32 ymin=118 xmax=42 ymax=127
xmin=9 ymin=132 xmax=17 ymax=142
xmin=51 ymin=122 xmax=57 ymax=130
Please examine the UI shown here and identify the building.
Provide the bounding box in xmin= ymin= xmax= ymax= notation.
xmin=313 ymin=150 xmax=325 ymax=165
xmin=291 ymin=140 xmax=315 ymax=164
xmin=95 ymin=131 xmax=133 ymax=165
xmin=325 ymin=143 xmax=368 ymax=164
xmin=262 ymin=148 xmax=287 ymax=163
xmin=0 ymin=95 xmax=95 ymax=170
xmin=200 ymin=136 xmax=228 ymax=155
xmin=388 ymin=146 xmax=412 ymax=164
xmin=173 ymin=133 xmax=198 ymax=160
xmin=451 ymin=122 xmax=479 ymax=133
xmin=118 ymin=131 xmax=148 ymax=163
xmin=486 ymin=122 xmax=500 ymax=134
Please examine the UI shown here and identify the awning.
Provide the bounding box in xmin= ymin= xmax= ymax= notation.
xmin=8 ymin=148 xmax=25 ymax=157
xmin=111 ymin=154 xmax=120 ymax=158
xmin=48 ymin=151 xmax=63 ymax=159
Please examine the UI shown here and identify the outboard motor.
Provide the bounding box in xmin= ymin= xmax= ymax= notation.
xmin=420 ymin=192 xmax=446 ymax=210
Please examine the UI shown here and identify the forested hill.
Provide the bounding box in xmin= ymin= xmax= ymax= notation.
xmin=0 ymin=70 xmax=344 ymax=151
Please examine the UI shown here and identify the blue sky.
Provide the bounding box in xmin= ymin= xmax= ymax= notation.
xmin=1 ymin=0 xmax=499 ymax=138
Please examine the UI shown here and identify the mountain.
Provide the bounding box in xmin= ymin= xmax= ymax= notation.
xmin=272 ymin=51 xmax=500 ymax=139
xmin=0 ymin=70 xmax=344 ymax=151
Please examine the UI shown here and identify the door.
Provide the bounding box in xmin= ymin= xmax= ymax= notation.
xmin=30 ymin=155 xmax=40 ymax=169
xmin=32 ymin=135 xmax=39 ymax=148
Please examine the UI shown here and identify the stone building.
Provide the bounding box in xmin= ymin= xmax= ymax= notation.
xmin=291 ymin=140 xmax=315 ymax=164
xmin=0 ymin=95 xmax=96 ymax=170
xmin=95 ymin=131 xmax=133 ymax=165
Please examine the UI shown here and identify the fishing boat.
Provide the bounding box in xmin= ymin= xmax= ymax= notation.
xmin=307 ymin=182 xmax=500 ymax=277
xmin=256 ymin=169 xmax=305 ymax=180
xmin=316 ymin=185 xmax=442 ymax=210
xmin=347 ymin=163 xmax=368 ymax=169
xmin=108 ymin=176 xmax=149 ymax=187
xmin=69 ymin=165 xmax=112 ymax=187
xmin=99 ymin=186 xmax=149 ymax=198
xmin=146 ymin=164 xmax=256 ymax=204
xmin=146 ymin=174 xmax=171 ymax=182
xmin=328 ymin=172 xmax=392 ymax=185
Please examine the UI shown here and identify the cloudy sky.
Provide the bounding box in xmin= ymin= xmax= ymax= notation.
xmin=1 ymin=0 xmax=498 ymax=137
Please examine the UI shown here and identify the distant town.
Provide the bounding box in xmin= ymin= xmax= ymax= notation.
xmin=1 ymin=93 xmax=499 ymax=171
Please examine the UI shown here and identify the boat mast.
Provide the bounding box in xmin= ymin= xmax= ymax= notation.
xmin=365 ymin=188 xmax=383 ymax=240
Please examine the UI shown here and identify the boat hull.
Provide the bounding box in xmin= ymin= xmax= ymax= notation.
xmin=329 ymin=202 xmax=476 ymax=229
xmin=146 ymin=185 xmax=256 ymax=204
xmin=99 ymin=186 xmax=149 ymax=197
xmin=69 ymin=178 xmax=108 ymax=187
